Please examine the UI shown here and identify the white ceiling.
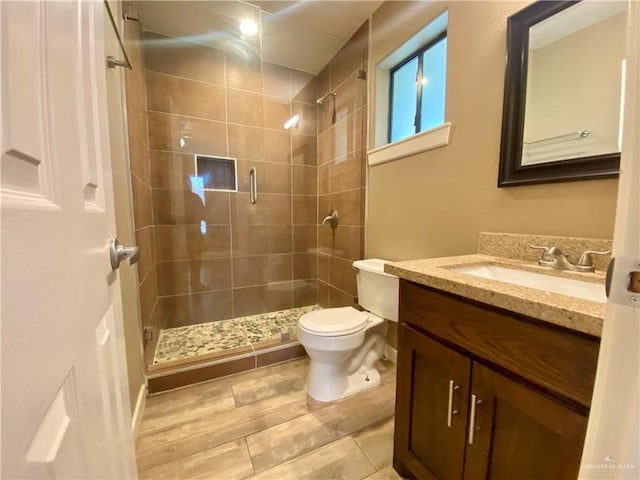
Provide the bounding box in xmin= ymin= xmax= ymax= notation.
xmin=137 ymin=1 xmax=382 ymax=74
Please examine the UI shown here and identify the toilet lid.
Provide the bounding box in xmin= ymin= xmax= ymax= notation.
xmin=299 ymin=307 xmax=370 ymax=336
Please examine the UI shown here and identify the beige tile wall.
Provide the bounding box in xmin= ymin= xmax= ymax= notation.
xmin=137 ymin=31 xmax=319 ymax=329
xmin=316 ymin=22 xmax=369 ymax=308
xmin=124 ymin=20 xmax=157 ymax=367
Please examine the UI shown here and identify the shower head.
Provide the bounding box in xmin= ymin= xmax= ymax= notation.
xmin=316 ymin=91 xmax=336 ymax=106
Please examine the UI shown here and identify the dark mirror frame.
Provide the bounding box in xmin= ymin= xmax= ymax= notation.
xmin=498 ymin=0 xmax=621 ymax=187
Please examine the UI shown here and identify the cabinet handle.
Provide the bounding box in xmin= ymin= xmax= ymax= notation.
xmin=468 ymin=394 xmax=482 ymax=444
xmin=447 ymin=380 xmax=460 ymax=427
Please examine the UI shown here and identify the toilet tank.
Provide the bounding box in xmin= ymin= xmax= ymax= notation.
xmin=353 ymin=259 xmax=399 ymax=322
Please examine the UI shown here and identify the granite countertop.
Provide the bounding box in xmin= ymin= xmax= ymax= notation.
xmin=385 ymin=254 xmax=606 ymax=338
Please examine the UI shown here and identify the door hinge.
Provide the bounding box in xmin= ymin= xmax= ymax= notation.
xmin=143 ymin=327 xmax=153 ymax=346
xmin=606 ymin=257 xmax=640 ymax=307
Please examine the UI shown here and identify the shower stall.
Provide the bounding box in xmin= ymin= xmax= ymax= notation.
xmin=122 ymin=1 xmax=369 ymax=388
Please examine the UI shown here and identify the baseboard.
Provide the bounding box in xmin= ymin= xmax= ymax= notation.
xmin=131 ymin=382 xmax=147 ymax=437
xmin=384 ymin=344 xmax=398 ymax=364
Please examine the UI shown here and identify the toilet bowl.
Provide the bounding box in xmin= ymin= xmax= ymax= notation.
xmin=297 ymin=259 xmax=399 ymax=402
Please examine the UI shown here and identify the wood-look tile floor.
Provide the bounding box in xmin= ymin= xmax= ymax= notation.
xmin=136 ymin=357 xmax=402 ymax=480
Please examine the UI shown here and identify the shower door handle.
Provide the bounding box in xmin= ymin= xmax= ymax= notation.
xmin=249 ymin=167 xmax=257 ymax=204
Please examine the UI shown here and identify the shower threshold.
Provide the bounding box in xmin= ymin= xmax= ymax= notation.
xmin=153 ymin=305 xmax=321 ymax=366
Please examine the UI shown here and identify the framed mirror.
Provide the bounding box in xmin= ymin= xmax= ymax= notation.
xmin=498 ymin=0 xmax=626 ymax=187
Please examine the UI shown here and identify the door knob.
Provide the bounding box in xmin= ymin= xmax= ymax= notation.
xmin=109 ymin=238 xmax=140 ymax=270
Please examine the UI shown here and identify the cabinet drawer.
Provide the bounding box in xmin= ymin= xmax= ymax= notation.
xmin=400 ymin=280 xmax=600 ymax=408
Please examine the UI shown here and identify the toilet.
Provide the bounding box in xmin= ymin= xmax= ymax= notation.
xmin=297 ymin=259 xmax=399 ymax=402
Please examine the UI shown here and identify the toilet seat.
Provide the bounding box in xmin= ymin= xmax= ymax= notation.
xmin=299 ymin=307 xmax=370 ymax=336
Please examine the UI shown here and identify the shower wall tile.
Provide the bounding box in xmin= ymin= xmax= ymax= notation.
xmin=292 ymin=102 xmax=318 ymax=136
xmin=314 ymin=21 xmax=369 ymax=307
xmin=232 ymin=254 xmax=293 ymax=288
xmin=291 ymin=71 xmax=317 ymax=105
xmin=264 ymin=130 xmax=292 ymax=164
xmin=231 ymin=225 xmax=293 ymax=256
xmin=329 ymin=285 xmax=356 ymax=309
xmin=263 ymin=62 xmax=292 ymax=99
xmin=232 ymin=256 xmax=269 ymax=288
xmin=230 ymin=193 xmax=292 ymax=225
xmin=227 ymin=89 xmax=264 ymax=127
xmin=228 ymin=124 xmax=265 ymax=160
xmin=293 ymin=253 xmax=317 ymax=280
xmin=293 ymin=279 xmax=319 ymax=308
xmin=334 ymin=75 xmax=366 ymax=123
xmin=263 ymin=96 xmax=291 ymax=131
xmin=225 ymin=55 xmax=262 ymax=93
xmin=318 ymin=254 xmax=330 ymax=283
xmin=317 ymin=280 xmax=330 ymax=308
xmin=131 ymin=175 xmax=153 ymax=229
xmin=293 ymin=166 xmax=317 ymax=195
xmin=293 ymin=225 xmax=317 ymax=253
xmin=233 ymin=285 xmax=293 ymax=318
xmin=135 ymin=226 xmax=155 ymax=282
xmin=146 ymin=71 xmax=226 ymax=121
xmin=318 ymin=96 xmax=335 ymax=135
xmin=330 ymin=256 xmax=358 ymax=296
xmin=316 ymin=168 xmax=329 ymax=201
xmin=331 ymin=149 xmax=365 ymax=193
xmin=268 ymin=254 xmax=294 ymax=283
xmin=291 ymin=133 xmax=317 ymax=166
xmin=139 ymin=266 xmax=158 ymax=327
xmin=236 ymin=160 xmax=291 ymax=194
xmin=155 ymin=225 xmax=232 ymax=261
xmin=149 ymin=150 xmax=195 ymax=189
xmin=317 ymin=130 xmax=331 ymax=165
xmin=147 ymin=112 xmax=227 ymax=156
xmin=316 ymin=65 xmax=331 ymax=108
xmin=157 ymin=290 xmax=234 ymax=328
xmin=331 ymin=189 xmax=363 ymax=226
xmin=292 ymin=195 xmax=318 ymax=225
xmin=156 ymin=258 xmax=233 ymax=296
xmin=330 ymin=21 xmax=368 ymax=90
xmin=144 ymin=32 xmax=225 ymax=86
xmin=125 ymin=59 xmax=151 ymax=184
xmin=152 ymin=189 xmax=230 ymax=226
xmin=333 ymin=226 xmax=365 ymax=262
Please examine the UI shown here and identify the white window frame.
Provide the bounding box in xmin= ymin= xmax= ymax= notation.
xmin=369 ymin=10 xmax=451 ymax=166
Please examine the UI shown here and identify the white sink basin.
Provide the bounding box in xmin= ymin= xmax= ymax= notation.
xmin=452 ymin=264 xmax=606 ymax=303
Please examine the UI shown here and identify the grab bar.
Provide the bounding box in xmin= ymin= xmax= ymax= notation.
xmin=249 ymin=167 xmax=257 ymax=204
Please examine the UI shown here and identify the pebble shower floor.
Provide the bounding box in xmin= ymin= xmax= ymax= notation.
xmin=153 ymin=305 xmax=321 ymax=364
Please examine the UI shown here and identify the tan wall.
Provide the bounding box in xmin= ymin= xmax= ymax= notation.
xmin=367 ymin=1 xmax=618 ymax=265
xmin=316 ymin=22 xmax=369 ymax=308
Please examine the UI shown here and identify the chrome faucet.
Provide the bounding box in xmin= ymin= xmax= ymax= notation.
xmin=322 ymin=210 xmax=339 ymax=228
xmin=529 ymin=244 xmax=610 ymax=273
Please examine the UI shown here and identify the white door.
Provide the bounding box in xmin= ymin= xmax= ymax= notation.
xmin=580 ymin=0 xmax=640 ymax=478
xmin=1 ymin=1 xmax=136 ymax=478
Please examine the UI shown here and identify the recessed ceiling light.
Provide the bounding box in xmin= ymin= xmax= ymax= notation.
xmin=239 ymin=18 xmax=258 ymax=36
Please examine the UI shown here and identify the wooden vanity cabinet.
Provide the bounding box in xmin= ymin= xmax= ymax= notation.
xmin=393 ymin=280 xmax=600 ymax=480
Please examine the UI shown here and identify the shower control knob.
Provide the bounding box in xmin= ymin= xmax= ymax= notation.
xmin=109 ymin=238 xmax=140 ymax=270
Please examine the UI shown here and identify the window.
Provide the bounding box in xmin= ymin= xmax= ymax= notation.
xmin=389 ymin=32 xmax=447 ymax=143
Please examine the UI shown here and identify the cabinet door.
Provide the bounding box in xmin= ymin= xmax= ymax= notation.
xmin=464 ymin=363 xmax=588 ymax=480
xmin=394 ymin=325 xmax=472 ymax=480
